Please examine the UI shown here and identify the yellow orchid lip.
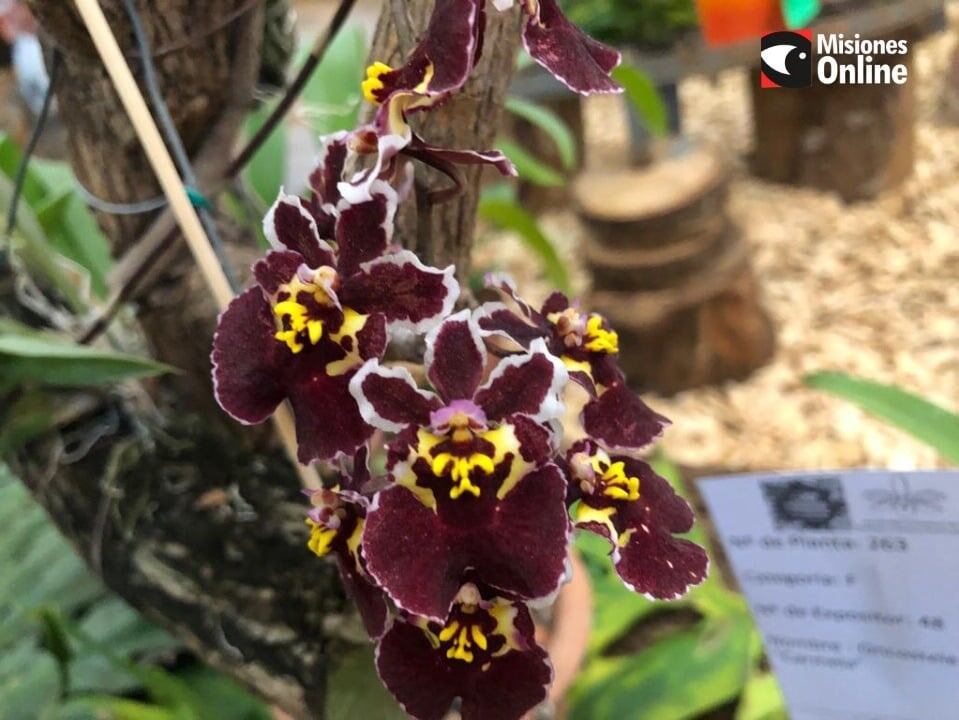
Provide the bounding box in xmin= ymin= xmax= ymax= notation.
xmin=272 ymin=267 xmax=339 ymax=353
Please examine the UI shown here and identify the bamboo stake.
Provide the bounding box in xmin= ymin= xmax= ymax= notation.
xmin=72 ymin=0 xmax=321 ymax=489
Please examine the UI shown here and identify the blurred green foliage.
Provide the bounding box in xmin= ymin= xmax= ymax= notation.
xmin=561 ymin=0 xmax=699 ymax=48
xmin=806 ymin=372 xmax=959 ymax=463
xmin=0 ymin=465 xmax=270 ymax=720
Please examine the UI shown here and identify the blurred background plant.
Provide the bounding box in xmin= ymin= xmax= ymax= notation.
xmin=560 ymin=0 xmax=699 ymax=48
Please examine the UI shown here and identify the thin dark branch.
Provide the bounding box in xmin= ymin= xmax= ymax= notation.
xmin=5 ymin=52 xmax=62 ymax=240
xmin=226 ymin=0 xmax=357 ymax=177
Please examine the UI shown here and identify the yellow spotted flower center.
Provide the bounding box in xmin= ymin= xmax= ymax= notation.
xmin=574 ymin=449 xmax=640 ymax=502
xmin=438 ymin=617 xmax=489 ymax=663
xmin=273 ymin=267 xmax=338 ymax=353
xmin=421 ymin=413 xmax=509 ymax=501
xmin=547 ymin=308 xmax=619 ymax=355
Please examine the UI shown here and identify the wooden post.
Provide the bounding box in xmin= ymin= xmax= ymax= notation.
xmin=576 ymin=146 xmax=776 ymax=395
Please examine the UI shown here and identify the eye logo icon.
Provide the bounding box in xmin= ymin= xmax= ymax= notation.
xmin=761 ymin=30 xmax=813 ymax=88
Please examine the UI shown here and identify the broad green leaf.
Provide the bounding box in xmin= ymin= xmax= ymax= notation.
xmin=495 ymin=139 xmax=566 ymax=188
xmin=0 ymin=391 xmax=54 ymax=454
xmin=0 ymin=170 xmax=90 ymax=313
xmin=0 ymin=134 xmax=47 ymax=206
xmin=57 ymin=697 xmax=179 ymax=720
xmin=568 ymin=612 xmax=757 ymax=720
xmin=325 ymin=647 xmax=406 ymax=720
xmin=805 ymin=372 xmax=959 ymax=462
xmin=245 ymin=104 xmax=287 ymax=206
xmin=302 ymin=25 xmax=366 ymax=136
xmin=0 ymin=334 xmax=172 ymax=388
xmin=505 ymin=96 xmax=577 ymax=170
xmin=174 ymin=667 xmax=271 ymax=720
xmin=736 ymin=671 xmax=788 ymax=720
xmin=478 ymin=196 xmax=571 ymax=293
xmin=576 ymin=531 xmax=662 ymax=655
xmin=36 ymin=191 xmax=112 ymax=298
xmin=613 ymin=64 xmax=668 ymax=137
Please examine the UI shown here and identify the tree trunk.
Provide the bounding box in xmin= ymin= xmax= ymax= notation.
xmin=11 ymin=1 xmax=524 ymax=717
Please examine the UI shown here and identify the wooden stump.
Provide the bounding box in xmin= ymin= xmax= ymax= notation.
xmin=750 ymin=35 xmax=918 ymax=202
xmin=575 ymin=147 xmax=776 ymax=396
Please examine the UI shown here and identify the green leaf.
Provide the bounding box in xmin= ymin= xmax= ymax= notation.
xmin=505 ymin=96 xmax=577 ymax=170
xmin=495 ymin=139 xmax=566 ymax=188
xmin=0 ymin=392 xmax=54 ymax=454
xmin=613 ymin=64 xmax=668 ymax=137
xmin=576 ymin=532 xmax=661 ymax=655
xmin=302 ymin=25 xmax=367 ymax=137
xmin=174 ymin=667 xmax=272 ymax=720
xmin=35 ymin=607 xmax=75 ymax=698
xmin=36 ymin=191 xmax=112 ymax=298
xmin=568 ymin=612 xmax=757 ymax=720
xmin=805 ymin=372 xmax=959 ymax=463
xmin=0 ymin=333 xmax=173 ymax=388
xmin=245 ymin=105 xmax=287 ymax=207
xmin=736 ymin=671 xmax=788 ymax=720
xmin=325 ymin=647 xmax=406 ymax=720
xmin=478 ymin=196 xmax=571 ymax=293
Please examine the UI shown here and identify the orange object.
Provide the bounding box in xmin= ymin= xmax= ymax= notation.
xmin=695 ymin=0 xmax=785 ymax=46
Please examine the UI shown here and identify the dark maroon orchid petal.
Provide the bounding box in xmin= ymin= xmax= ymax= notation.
xmin=375 ymin=594 xmax=551 ymax=720
xmin=356 ymin=312 xmax=389 ymax=363
xmin=540 ymin=291 xmax=570 ymax=316
xmin=264 ymin=192 xmax=336 ymax=269
xmin=424 ymin=310 xmax=487 ymax=402
xmin=511 ymin=414 xmax=556 ymax=466
xmin=365 ymin=463 xmax=569 ymax=620
xmin=336 ymin=554 xmax=390 ymax=639
xmin=340 ymin=251 xmax=459 ymax=333
xmin=475 ymin=302 xmax=548 ymax=350
xmin=350 ymin=360 xmax=443 ymax=433
xmin=521 ymin=0 xmax=622 ymax=96
xmin=472 ymin=463 xmax=570 ymax=603
xmin=474 ymin=340 xmax=567 ymax=423
xmin=376 ymin=619 xmax=460 ymax=720
xmin=582 ymin=384 xmax=670 ymax=451
xmin=364 ymin=0 xmax=482 ymax=105
xmin=334 ymin=181 xmax=397 ymax=277
xmin=288 ymin=370 xmax=374 ymax=462
xmin=460 ymin=642 xmax=551 ymax=720
xmin=252 ymin=250 xmax=305 ymax=296
xmin=211 ymin=288 xmax=285 ymax=424
xmin=364 ymin=485 xmax=465 ymax=621
xmin=590 ymin=353 xmax=625 ymax=388
xmin=410 ymin=136 xmax=517 ymax=178
xmin=615 ymin=531 xmax=709 ymax=601
xmin=618 ymin=457 xmax=696 ymax=533
xmin=309 ymin=131 xmax=349 ymax=208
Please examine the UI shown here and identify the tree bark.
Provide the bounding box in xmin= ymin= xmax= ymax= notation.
xmin=10 ymin=1 xmax=525 ymax=717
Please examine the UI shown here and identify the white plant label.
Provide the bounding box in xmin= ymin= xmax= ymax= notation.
xmin=699 ymin=470 xmax=959 ymax=720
